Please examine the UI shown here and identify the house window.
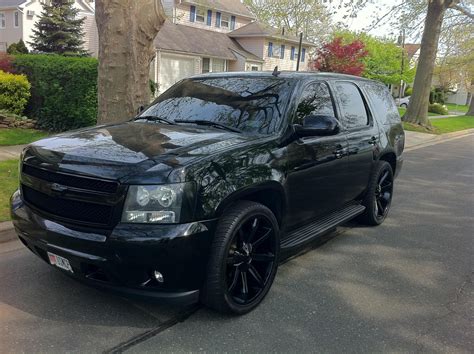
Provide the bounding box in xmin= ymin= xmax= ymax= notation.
xmin=14 ymin=11 xmax=19 ymax=28
xmin=212 ymin=58 xmax=225 ymax=72
xmin=195 ymin=8 xmax=205 ymax=23
xmin=202 ymin=58 xmax=210 ymax=73
xmin=220 ymin=14 xmax=230 ymax=29
xmin=0 ymin=12 xmax=5 ymax=29
xmin=251 ymin=66 xmax=259 ymax=71
xmin=271 ymin=43 xmax=282 ymax=58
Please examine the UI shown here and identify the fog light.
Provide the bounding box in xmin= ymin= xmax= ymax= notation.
xmin=153 ymin=270 xmax=164 ymax=283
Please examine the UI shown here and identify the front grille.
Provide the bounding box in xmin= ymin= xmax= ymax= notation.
xmin=22 ymin=185 xmax=114 ymax=226
xmin=22 ymin=164 xmax=118 ymax=194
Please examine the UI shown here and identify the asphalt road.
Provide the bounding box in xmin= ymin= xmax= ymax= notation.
xmin=1 ymin=136 xmax=473 ymax=353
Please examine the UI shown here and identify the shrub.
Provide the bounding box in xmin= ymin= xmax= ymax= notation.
xmin=0 ymin=53 xmax=15 ymax=73
xmin=7 ymin=40 xmax=29 ymax=55
xmin=13 ymin=54 xmax=98 ymax=131
xmin=0 ymin=70 xmax=31 ymax=115
xmin=404 ymin=86 xmax=413 ymax=97
xmin=428 ymin=103 xmax=449 ymax=115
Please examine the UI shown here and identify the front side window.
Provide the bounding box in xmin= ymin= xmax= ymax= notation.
xmin=334 ymin=82 xmax=369 ymax=130
xmin=294 ymin=82 xmax=336 ymax=125
xmin=195 ymin=8 xmax=205 ymax=22
xmin=0 ymin=12 xmax=5 ymax=29
xmin=141 ymin=78 xmax=294 ymax=135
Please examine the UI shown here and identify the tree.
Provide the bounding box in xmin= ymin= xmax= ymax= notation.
xmin=30 ymin=0 xmax=85 ymax=55
xmin=311 ymin=37 xmax=368 ymax=76
xmin=95 ymin=0 xmax=166 ymax=124
xmin=243 ymin=0 xmax=333 ymax=44
xmin=338 ymin=0 xmax=474 ymax=127
xmin=7 ymin=39 xmax=29 ymax=55
xmin=336 ymin=31 xmax=415 ymax=86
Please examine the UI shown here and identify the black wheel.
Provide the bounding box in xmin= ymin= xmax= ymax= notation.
xmin=201 ymin=201 xmax=280 ymax=315
xmin=359 ymin=161 xmax=394 ymax=226
xmin=400 ymin=103 xmax=408 ymax=108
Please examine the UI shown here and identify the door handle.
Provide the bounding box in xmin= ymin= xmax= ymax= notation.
xmin=368 ymin=136 xmax=377 ymax=145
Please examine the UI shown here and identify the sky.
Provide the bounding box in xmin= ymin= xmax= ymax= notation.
xmin=330 ymin=0 xmax=405 ymax=41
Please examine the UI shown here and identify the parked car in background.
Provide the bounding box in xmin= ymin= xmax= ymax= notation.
xmin=398 ymin=96 xmax=411 ymax=108
xmin=11 ymin=71 xmax=404 ymax=315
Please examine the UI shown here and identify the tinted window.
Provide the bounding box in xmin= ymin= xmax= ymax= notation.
xmin=141 ymin=77 xmax=293 ymax=135
xmin=295 ymin=82 xmax=336 ymax=125
xmin=334 ymin=82 xmax=369 ymax=129
xmin=362 ymin=82 xmax=400 ymax=124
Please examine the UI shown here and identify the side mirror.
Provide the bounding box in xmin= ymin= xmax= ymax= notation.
xmin=294 ymin=115 xmax=340 ymax=137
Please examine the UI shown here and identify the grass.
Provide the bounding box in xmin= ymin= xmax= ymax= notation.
xmin=403 ymin=115 xmax=474 ymax=135
xmin=398 ymin=107 xmax=440 ymax=117
xmin=445 ymin=103 xmax=469 ymax=113
xmin=0 ymin=159 xmax=19 ymax=222
xmin=0 ymin=128 xmax=49 ymax=146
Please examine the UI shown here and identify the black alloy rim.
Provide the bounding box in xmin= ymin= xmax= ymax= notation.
xmin=226 ymin=214 xmax=276 ymax=305
xmin=374 ymin=168 xmax=393 ymax=219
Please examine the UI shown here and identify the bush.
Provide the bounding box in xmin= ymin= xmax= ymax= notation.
xmin=428 ymin=103 xmax=449 ymax=115
xmin=0 ymin=70 xmax=31 ymax=115
xmin=7 ymin=40 xmax=29 ymax=55
xmin=0 ymin=53 xmax=15 ymax=73
xmin=13 ymin=54 xmax=98 ymax=131
xmin=404 ymin=86 xmax=412 ymax=97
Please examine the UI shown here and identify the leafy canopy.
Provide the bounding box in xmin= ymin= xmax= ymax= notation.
xmin=30 ymin=0 xmax=86 ymax=55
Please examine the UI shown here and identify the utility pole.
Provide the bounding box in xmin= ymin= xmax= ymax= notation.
xmin=398 ymin=29 xmax=406 ymax=105
xmin=296 ymin=32 xmax=303 ymax=71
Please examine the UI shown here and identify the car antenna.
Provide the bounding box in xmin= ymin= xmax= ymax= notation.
xmin=272 ymin=66 xmax=281 ymax=77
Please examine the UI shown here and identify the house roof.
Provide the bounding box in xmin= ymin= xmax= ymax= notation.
xmin=405 ymin=43 xmax=421 ymax=59
xmin=183 ymin=0 xmax=255 ymax=19
xmin=228 ymin=21 xmax=315 ymax=46
xmin=154 ymin=21 xmax=263 ymax=62
xmin=0 ymin=0 xmax=26 ymax=9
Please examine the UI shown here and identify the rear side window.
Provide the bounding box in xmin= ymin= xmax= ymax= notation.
xmin=362 ymin=82 xmax=400 ymax=124
xmin=294 ymin=82 xmax=336 ymax=125
xmin=333 ymin=82 xmax=369 ymax=130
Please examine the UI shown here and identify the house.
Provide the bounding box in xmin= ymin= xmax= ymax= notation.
xmin=152 ymin=0 xmax=315 ymax=94
xmin=0 ymin=0 xmax=98 ymax=56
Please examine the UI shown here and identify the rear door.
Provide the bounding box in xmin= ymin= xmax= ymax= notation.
xmin=331 ymin=81 xmax=380 ymax=200
xmin=285 ymin=81 xmax=350 ymax=229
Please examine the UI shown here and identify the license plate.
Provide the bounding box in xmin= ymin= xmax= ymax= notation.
xmin=47 ymin=252 xmax=73 ymax=273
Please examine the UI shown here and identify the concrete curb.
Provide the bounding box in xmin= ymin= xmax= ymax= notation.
xmin=405 ymin=128 xmax=474 ymax=152
xmin=0 ymin=221 xmax=16 ymax=243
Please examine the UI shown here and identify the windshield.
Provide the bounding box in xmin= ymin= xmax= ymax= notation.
xmin=140 ymin=77 xmax=294 ymax=134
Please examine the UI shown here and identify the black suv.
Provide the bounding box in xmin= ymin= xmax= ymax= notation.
xmin=11 ymin=72 xmax=404 ymax=314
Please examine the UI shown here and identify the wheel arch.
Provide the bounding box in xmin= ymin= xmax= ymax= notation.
xmin=378 ymin=151 xmax=397 ymax=175
xmin=215 ymin=182 xmax=287 ymax=226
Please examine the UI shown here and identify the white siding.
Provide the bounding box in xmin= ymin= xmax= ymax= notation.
xmin=262 ymin=41 xmax=310 ymax=71
xmin=0 ymin=9 xmax=23 ymax=50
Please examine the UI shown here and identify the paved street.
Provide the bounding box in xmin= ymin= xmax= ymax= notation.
xmin=1 ymin=135 xmax=473 ymax=353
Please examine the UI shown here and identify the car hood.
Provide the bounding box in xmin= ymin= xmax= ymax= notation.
xmin=24 ymin=121 xmax=257 ymax=182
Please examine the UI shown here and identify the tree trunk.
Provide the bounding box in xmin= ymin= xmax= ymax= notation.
xmin=95 ymin=0 xmax=166 ymax=124
xmin=404 ymin=0 xmax=450 ymax=127
xmin=467 ymin=94 xmax=474 ymax=115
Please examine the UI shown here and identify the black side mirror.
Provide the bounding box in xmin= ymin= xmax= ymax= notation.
xmin=294 ymin=115 xmax=340 ymax=137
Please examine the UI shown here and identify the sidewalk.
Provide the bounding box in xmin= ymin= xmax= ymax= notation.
xmin=0 ymin=144 xmax=27 ymax=162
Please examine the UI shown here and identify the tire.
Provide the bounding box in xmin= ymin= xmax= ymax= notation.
xmin=359 ymin=161 xmax=394 ymax=226
xmin=400 ymin=103 xmax=408 ymax=108
xmin=201 ymin=201 xmax=280 ymax=315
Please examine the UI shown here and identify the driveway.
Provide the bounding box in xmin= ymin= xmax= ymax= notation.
xmin=0 ymin=136 xmax=472 ymax=353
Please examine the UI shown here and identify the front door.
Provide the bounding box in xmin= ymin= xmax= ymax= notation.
xmin=285 ymin=82 xmax=350 ymax=230
xmin=331 ymin=81 xmax=379 ymax=200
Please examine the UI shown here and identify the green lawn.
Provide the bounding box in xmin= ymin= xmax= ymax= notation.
xmin=398 ymin=107 xmax=440 ymax=117
xmin=0 ymin=128 xmax=49 ymax=146
xmin=0 ymin=159 xmax=19 ymax=222
xmin=445 ymin=103 xmax=469 ymax=113
xmin=403 ymin=115 xmax=474 ymax=135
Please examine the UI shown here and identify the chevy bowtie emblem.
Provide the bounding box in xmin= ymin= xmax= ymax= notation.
xmin=50 ymin=183 xmax=68 ymax=193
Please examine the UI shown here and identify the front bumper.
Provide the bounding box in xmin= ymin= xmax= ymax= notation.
xmin=10 ymin=190 xmax=217 ymax=303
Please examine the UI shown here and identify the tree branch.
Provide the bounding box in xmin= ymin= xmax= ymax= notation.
xmin=450 ymin=3 xmax=474 ymax=19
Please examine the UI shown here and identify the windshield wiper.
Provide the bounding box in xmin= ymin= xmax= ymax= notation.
xmin=135 ymin=115 xmax=176 ymax=125
xmin=174 ymin=119 xmax=242 ymax=133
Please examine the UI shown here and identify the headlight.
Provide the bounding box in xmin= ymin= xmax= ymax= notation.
xmin=122 ymin=183 xmax=192 ymax=224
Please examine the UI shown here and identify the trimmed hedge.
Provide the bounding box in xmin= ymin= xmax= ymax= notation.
xmin=0 ymin=70 xmax=31 ymax=115
xmin=13 ymin=54 xmax=98 ymax=131
xmin=429 ymin=103 xmax=449 ymax=115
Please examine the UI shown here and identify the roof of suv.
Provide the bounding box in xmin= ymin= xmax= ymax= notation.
xmin=191 ymin=71 xmax=376 ymax=83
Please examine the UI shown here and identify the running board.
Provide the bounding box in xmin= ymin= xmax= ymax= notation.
xmin=280 ymin=204 xmax=365 ymax=250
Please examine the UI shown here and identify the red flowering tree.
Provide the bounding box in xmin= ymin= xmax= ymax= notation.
xmin=311 ymin=37 xmax=368 ymax=76
xmin=0 ymin=53 xmax=15 ymax=73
